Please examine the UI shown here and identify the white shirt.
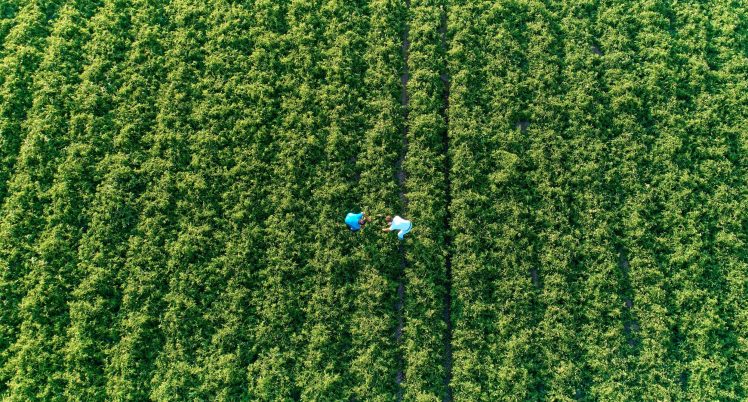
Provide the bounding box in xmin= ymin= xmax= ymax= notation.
xmin=389 ymin=216 xmax=412 ymax=239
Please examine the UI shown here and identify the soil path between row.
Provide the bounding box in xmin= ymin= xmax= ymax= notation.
xmin=439 ymin=3 xmax=453 ymax=400
xmin=395 ymin=0 xmax=410 ymax=399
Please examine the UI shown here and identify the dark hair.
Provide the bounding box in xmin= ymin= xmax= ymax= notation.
xmin=385 ymin=215 xmax=392 ymax=223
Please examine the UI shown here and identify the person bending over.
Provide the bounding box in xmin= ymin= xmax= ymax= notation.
xmin=345 ymin=211 xmax=370 ymax=232
xmin=383 ymin=215 xmax=412 ymax=240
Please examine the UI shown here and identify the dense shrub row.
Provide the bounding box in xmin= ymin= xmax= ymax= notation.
xmin=448 ymin=0 xmax=747 ymax=399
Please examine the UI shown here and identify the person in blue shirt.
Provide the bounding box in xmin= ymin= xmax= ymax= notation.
xmin=383 ymin=215 xmax=413 ymax=240
xmin=345 ymin=211 xmax=370 ymax=232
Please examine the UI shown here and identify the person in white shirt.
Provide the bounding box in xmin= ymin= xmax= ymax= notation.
xmin=382 ymin=215 xmax=412 ymax=240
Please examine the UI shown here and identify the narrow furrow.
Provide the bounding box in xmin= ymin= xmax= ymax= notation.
xmin=439 ymin=2 xmax=453 ymax=400
xmin=396 ymin=0 xmax=410 ymax=398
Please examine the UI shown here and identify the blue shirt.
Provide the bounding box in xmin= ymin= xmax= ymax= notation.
xmin=345 ymin=212 xmax=364 ymax=231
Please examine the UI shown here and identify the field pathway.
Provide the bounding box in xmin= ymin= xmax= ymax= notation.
xmin=395 ymin=0 xmax=410 ymax=399
xmin=439 ymin=4 xmax=453 ymax=400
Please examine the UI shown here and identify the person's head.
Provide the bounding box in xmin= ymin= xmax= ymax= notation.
xmin=359 ymin=215 xmax=371 ymax=226
xmin=385 ymin=215 xmax=392 ymax=224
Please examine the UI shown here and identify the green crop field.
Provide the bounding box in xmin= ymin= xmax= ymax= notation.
xmin=0 ymin=0 xmax=746 ymax=400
